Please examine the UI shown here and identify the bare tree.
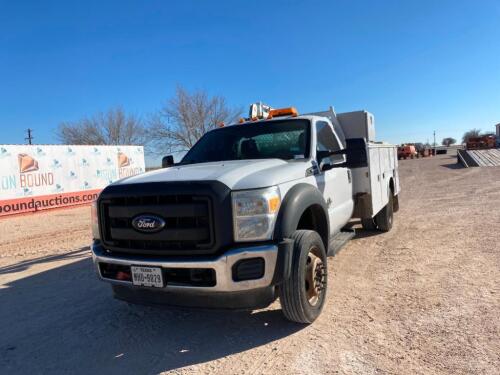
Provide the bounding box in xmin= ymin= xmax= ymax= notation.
xmin=149 ymin=86 xmax=242 ymax=154
xmin=441 ymin=137 xmax=456 ymax=146
xmin=57 ymin=107 xmax=147 ymax=145
xmin=462 ymin=129 xmax=481 ymax=144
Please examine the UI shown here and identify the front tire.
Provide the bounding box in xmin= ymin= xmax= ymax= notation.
xmin=279 ymin=230 xmax=327 ymax=324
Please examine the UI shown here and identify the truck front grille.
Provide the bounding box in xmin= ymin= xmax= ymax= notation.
xmin=100 ymin=194 xmax=215 ymax=255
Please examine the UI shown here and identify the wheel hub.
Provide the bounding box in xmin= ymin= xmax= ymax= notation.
xmin=305 ymin=248 xmax=326 ymax=306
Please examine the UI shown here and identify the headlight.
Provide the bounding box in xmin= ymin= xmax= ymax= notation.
xmin=232 ymin=186 xmax=281 ymax=242
xmin=91 ymin=201 xmax=100 ymax=240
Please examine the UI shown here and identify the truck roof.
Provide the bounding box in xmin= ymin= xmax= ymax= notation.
xmin=220 ymin=103 xmax=380 ymax=146
xmin=226 ymin=114 xmax=319 ymax=127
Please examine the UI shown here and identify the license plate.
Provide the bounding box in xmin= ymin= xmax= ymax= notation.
xmin=131 ymin=266 xmax=164 ymax=288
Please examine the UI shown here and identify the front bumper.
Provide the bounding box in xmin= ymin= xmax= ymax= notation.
xmin=92 ymin=242 xmax=288 ymax=293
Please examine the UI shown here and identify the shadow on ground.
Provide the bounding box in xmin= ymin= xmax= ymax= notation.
xmin=352 ymin=229 xmax=381 ymax=239
xmin=345 ymin=220 xmax=381 ymax=240
xmin=0 ymin=256 xmax=303 ymax=374
xmin=440 ymin=162 xmax=465 ymax=170
xmin=0 ymin=247 xmax=90 ymax=275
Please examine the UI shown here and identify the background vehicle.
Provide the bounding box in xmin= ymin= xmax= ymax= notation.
xmin=466 ymin=135 xmax=496 ymax=150
xmin=398 ymin=144 xmax=417 ymax=159
xmin=414 ymin=143 xmax=432 ymax=158
xmin=91 ymin=103 xmax=400 ymax=324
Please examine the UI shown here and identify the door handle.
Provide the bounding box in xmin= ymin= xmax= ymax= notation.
xmin=326 ymin=197 xmax=332 ymax=207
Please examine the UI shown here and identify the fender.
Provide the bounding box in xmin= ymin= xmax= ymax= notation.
xmin=271 ymin=183 xmax=330 ymax=284
xmin=275 ymin=183 xmax=330 ymax=248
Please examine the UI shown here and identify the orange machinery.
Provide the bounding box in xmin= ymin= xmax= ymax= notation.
xmin=397 ymin=144 xmax=417 ymax=160
xmin=466 ymin=135 xmax=496 ymax=150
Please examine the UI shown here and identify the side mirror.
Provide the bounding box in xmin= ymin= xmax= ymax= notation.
xmin=320 ymin=138 xmax=368 ymax=170
xmin=344 ymin=138 xmax=368 ymax=168
xmin=316 ymin=150 xmax=332 ymax=164
xmin=162 ymin=155 xmax=174 ymax=168
xmin=316 ymin=150 xmax=335 ymax=171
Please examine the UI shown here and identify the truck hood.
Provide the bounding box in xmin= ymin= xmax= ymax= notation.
xmin=115 ymin=159 xmax=311 ymax=190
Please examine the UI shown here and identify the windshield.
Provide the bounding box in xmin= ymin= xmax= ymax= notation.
xmin=180 ymin=119 xmax=310 ymax=164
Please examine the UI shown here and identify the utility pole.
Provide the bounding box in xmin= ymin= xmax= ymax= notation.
xmin=25 ymin=128 xmax=34 ymax=145
xmin=433 ymin=130 xmax=436 ymax=147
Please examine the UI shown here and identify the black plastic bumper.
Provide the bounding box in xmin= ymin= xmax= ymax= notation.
xmin=112 ymin=284 xmax=277 ymax=310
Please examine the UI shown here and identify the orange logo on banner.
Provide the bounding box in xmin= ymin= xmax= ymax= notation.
xmin=117 ymin=152 xmax=130 ymax=167
xmin=18 ymin=153 xmax=39 ymax=173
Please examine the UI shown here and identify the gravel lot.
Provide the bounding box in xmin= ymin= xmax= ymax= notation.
xmin=0 ymin=154 xmax=499 ymax=375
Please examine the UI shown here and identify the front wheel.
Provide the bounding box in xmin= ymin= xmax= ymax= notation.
xmin=279 ymin=230 xmax=327 ymax=324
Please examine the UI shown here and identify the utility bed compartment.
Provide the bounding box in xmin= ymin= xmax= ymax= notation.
xmin=337 ymin=111 xmax=376 ymax=142
xmin=351 ymin=143 xmax=399 ymax=218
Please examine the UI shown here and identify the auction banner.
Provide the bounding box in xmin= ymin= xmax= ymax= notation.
xmin=0 ymin=145 xmax=145 ymax=217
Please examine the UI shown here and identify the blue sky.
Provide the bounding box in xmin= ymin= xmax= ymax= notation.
xmin=1 ymin=0 xmax=499 ymax=164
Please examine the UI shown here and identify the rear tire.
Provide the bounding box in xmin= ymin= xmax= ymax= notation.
xmin=361 ymin=218 xmax=377 ymax=230
xmin=279 ymin=230 xmax=327 ymax=324
xmin=375 ymin=191 xmax=394 ymax=232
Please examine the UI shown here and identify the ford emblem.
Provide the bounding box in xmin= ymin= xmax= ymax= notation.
xmin=131 ymin=215 xmax=166 ymax=233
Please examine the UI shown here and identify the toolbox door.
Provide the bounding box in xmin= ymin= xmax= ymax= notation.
xmin=369 ymin=147 xmax=384 ymax=216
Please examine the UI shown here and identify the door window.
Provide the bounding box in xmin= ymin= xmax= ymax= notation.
xmin=316 ymin=121 xmax=345 ymax=164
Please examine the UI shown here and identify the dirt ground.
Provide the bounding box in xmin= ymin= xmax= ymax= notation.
xmin=0 ymin=154 xmax=499 ymax=375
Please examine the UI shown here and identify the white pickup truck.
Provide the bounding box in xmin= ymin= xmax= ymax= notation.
xmin=91 ymin=103 xmax=400 ymax=323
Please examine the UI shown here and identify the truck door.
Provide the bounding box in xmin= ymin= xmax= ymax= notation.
xmin=314 ymin=120 xmax=354 ymax=235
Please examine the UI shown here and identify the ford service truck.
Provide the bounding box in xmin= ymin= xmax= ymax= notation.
xmin=91 ymin=103 xmax=400 ymax=323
